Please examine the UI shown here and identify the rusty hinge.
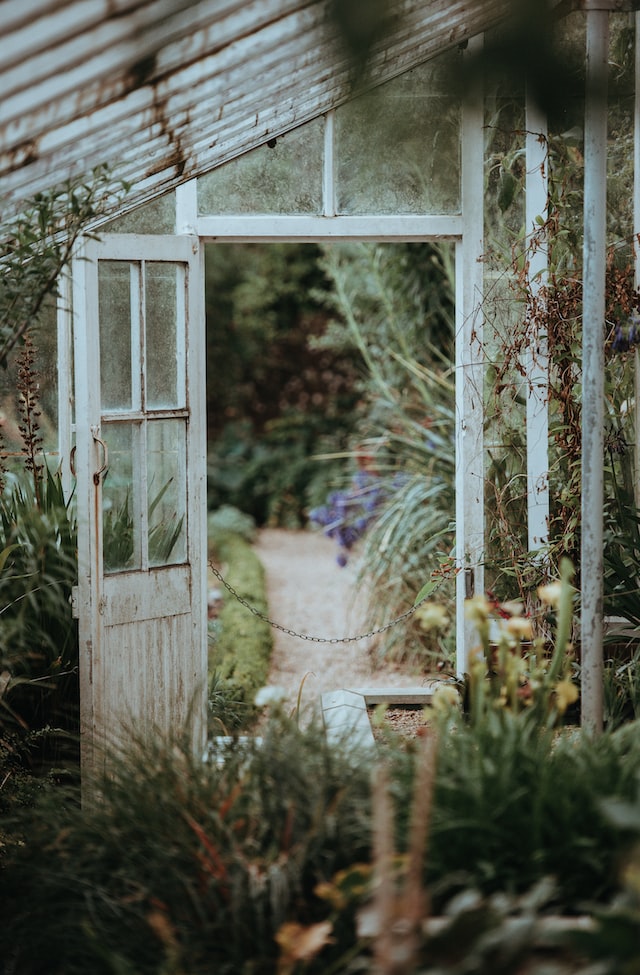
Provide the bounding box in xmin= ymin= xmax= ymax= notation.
xmin=70 ymin=585 xmax=79 ymax=619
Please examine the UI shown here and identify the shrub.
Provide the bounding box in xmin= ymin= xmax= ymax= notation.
xmin=207 ymin=530 xmax=273 ymax=731
xmin=0 ymin=718 xmax=373 ymax=975
xmin=0 ymin=467 xmax=78 ymax=766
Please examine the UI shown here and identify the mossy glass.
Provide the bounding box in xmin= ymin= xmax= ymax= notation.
xmin=197 ymin=118 xmax=324 ymax=215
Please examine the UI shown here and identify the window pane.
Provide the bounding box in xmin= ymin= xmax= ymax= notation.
xmin=197 ymin=118 xmax=324 ymax=214
xmin=336 ymin=54 xmax=462 ymax=214
xmin=147 ymin=419 xmax=187 ymax=567
xmin=145 ymin=263 xmax=180 ymax=408
xmin=100 ymin=192 xmax=175 ymax=233
xmin=103 ymin=422 xmax=140 ymax=573
xmin=99 ymin=262 xmax=133 ymax=410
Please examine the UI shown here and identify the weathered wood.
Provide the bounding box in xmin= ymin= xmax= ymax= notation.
xmin=1 ymin=0 xmax=514 ymax=224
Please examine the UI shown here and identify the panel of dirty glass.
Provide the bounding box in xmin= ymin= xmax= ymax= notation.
xmin=197 ymin=117 xmax=324 ymax=214
xmin=100 ymin=192 xmax=176 ymax=233
xmin=606 ymin=13 xmax=635 ymax=253
xmin=335 ymin=52 xmax=462 ymax=214
xmin=103 ymin=421 xmax=141 ymax=573
xmin=145 ymin=262 xmax=181 ymax=409
xmin=99 ymin=262 xmax=133 ymax=411
xmin=147 ymin=419 xmax=187 ymax=567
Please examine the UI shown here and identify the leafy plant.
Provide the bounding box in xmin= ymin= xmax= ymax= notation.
xmin=0 ymin=164 xmax=128 ymax=369
xmin=207 ymin=530 xmax=273 ymax=731
xmin=312 ymin=242 xmax=457 ymax=665
xmin=0 ymin=717 xmax=374 ymax=975
xmin=102 ymin=480 xmax=185 ymax=571
xmin=0 ymin=466 xmax=78 ymax=764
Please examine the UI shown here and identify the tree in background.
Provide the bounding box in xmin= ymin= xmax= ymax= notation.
xmin=205 ymin=243 xmax=362 ymax=526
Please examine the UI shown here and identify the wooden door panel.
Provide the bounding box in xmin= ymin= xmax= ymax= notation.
xmin=73 ymin=234 xmax=206 ymax=771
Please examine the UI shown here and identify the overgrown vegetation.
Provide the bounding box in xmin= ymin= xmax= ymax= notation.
xmin=0 ymin=169 xmax=127 ymax=784
xmin=207 ymin=510 xmax=273 ymax=733
xmin=3 ymin=616 xmax=640 ymax=974
xmin=205 ymin=244 xmax=362 ymax=527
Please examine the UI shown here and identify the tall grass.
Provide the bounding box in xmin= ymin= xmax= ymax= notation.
xmin=315 ymin=243 xmax=456 ymax=666
xmin=1 ymin=718 xmax=373 ymax=975
xmin=0 ymin=467 xmax=78 ymax=762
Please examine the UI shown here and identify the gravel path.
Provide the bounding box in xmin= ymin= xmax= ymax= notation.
xmin=253 ymin=527 xmax=421 ymax=711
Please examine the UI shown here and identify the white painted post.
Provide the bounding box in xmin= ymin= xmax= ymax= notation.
xmin=635 ymin=12 xmax=640 ymax=500
xmin=581 ymin=9 xmax=608 ymax=734
xmin=456 ymin=35 xmax=485 ymax=677
xmin=56 ymin=268 xmax=74 ymax=501
xmin=176 ymin=180 xmax=198 ymax=234
xmin=525 ymin=93 xmax=549 ymax=553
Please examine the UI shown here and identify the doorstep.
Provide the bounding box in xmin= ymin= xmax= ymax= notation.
xmin=321 ymin=684 xmax=438 ymax=750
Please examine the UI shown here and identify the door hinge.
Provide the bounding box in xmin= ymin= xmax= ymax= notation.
xmin=70 ymin=585 xmax=79 ymax=619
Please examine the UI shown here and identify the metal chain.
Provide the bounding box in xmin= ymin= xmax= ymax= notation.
xmin=208 ymin=563 xmax=426 ymax=645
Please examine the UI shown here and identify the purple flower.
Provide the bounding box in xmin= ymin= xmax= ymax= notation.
xmin=309 ymin=468 xmax=403 ymax=565
xmin=612 ymin=324 xmax=629 ymax=354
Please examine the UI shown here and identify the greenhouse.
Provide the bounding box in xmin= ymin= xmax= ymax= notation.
xmin=1 ymin=2 xmax=639 ymax=752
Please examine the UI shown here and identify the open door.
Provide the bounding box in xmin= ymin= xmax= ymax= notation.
xmin=72 ymin=234 xmax=207 ymax=772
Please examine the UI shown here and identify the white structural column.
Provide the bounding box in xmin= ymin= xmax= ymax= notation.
xmin=581 ymin=10 xmax=608 ymax=734
xmin=635 ymin=12 xmax=640 ymax=498
xmin=455 ymin=36 xmax=485 ymax=676
xmin=525 ymin=94 xmax=549 ymax=552
xmin=176 ymin=179 xmax=198 ymax=234
xmin=56 ymin=268 xmax=74 ymax=501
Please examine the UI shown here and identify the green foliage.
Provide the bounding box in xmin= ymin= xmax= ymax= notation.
xmin=0 ymin=164 xmax=128 ymax=369
xmin=205 ymin=244 xmax=361 ymax=525
xmin=314 ymin=242 xmax=457 ymax=665
xmin=207 ymin=415 xmax=350 ymax=528
xmin=207 ymin=504 xmax=256 ymax=544
xmin=482 ymin=31 xmax=640 ymax=603
xmin=5 ymin=706 xmax=640 ymax=974
xmin=102 ymin=480 xmax=185 ymax=572
xmin=0 ymin=719 xmax=373 ymax=975
xmin=429 ymin=716 xmax=640 ymax=909
xmin=0 ymin=467 xmax=78 ymax=759
xmin=207 ymin=532 xmax=273 ymax=731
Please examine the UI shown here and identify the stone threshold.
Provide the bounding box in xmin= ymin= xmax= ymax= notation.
xmin=321 ymin=683 xmax=442 ymax=750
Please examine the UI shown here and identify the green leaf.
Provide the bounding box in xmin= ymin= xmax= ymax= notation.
xmin=414 ymin=579 xmax=438 ymax=605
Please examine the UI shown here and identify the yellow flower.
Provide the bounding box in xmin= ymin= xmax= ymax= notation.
xmin=415 ymin=602 xmax=449 ymax=632
xmin=432 ymin=683 xmax=461 ymax=714
xmin=465 ymin=595 xmax=492 ymax=625
xmin=554 ymin=679 xmax=579 ymax=714
xmin=505 ymin=616 xmax=533 ymax=641
xmin=538 ymin=581 xmax=563 ymax=609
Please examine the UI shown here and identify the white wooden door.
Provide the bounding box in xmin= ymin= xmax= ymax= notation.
xmin=72 ymin=234 xmax=207 ymax=771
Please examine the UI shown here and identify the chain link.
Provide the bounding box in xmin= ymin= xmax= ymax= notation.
xmin=208 ymin=563 xmax=426 ymax=645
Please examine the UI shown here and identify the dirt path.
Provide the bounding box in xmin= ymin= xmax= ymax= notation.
xmin=253 ymin=528 xmax=420 ymax=710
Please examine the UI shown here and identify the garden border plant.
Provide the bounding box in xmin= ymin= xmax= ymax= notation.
xmin=4 ymin=570 xmax=640 ymax=974
xmin=207 ymin=506 xmax=274 ymax=733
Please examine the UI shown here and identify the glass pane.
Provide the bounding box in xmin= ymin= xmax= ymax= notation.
xmin=100 ymin=192 xmax=175 ymax=233
xmin=99 ymin=262 xmax=133 ymax=410
xmin=197 ymin=118 xmax=323 ymax=214
xmin=102 ymin=422 xmax=141 ymax=573
xmin=145 ymin=263 xmax=180 ymax=408
xmin=335 ymin=53 xmax=461 ymax=214
xmin=147 ymin=419 xmax=187 ymax=567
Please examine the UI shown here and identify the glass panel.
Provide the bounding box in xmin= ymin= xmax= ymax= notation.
xmin=100 ymin=192 xmax=175 ymax=233
xmin=145 ymin=263 xmax=180 ymax=408
xmin=197 ymin=118 xmax=324 ymax=214
xmin=99 ymin=262 xmax=133 ymax=410
xmin=102 ymin=422 xmax=141 ymax=573
xmin=147 ymin=419 xmax=187 ymax=566
xmin=335 ymin=52 xmax=462 ymax=214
